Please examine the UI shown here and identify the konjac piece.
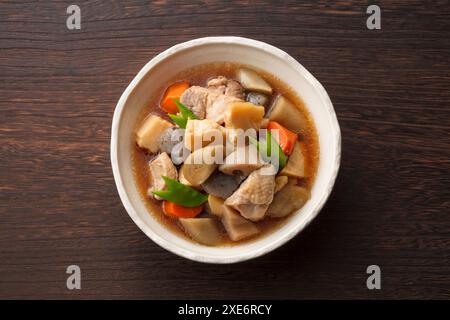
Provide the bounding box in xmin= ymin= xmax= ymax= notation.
xmin=201 ymin=171 xmax=243 ymax=199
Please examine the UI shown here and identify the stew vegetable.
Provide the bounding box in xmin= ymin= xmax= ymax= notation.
xmin=133 ymin=63 xmax=319 ymax=246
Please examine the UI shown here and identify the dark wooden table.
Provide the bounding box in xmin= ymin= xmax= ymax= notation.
xmin=1 ymin=0 xmax=449 ymax=299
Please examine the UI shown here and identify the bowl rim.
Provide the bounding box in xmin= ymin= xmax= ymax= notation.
xmin=111 ymin=36 xmax=341 ymax=264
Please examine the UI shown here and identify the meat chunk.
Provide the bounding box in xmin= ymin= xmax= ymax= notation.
xmin=219 ymin=145 xmax=264 ymax=177
xmin=147 ymin=152 xmax=178 ymax=199
xmin=224 ymin=165 xmax=276 ymax=221
xmin=180 ymin=86 xmax=209 ymax=119
xmin=221 ymin=206 xmax=259 ymax=241
xmin=206 ymin=95 xmax=241 ymax=124
xmin=207 ymin=76 xmax=245 ymax=99
xmin=180 ymin=78 xmax=244 ymax=125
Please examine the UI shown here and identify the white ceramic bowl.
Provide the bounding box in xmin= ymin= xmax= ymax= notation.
xmin=111 ymin=37 xmax=341 ymax=264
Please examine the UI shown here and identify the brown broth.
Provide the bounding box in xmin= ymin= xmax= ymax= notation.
xmin=132 ymin=62 xmax=319 ymax=246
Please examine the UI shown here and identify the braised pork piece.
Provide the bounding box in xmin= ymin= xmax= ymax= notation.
xmin=133 ymin=63 xmax=319 ymax=246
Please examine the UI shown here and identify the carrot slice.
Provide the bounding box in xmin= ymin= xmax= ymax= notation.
xmin=267 ymin=121 xmax=298 ymax=155
xmin=160 ymin=81 xmax=190 ymax=114
xmin=162 ymin=201 xmax=203 ymax=218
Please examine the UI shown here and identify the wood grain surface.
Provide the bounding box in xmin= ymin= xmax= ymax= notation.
xmin=0 ymin=0 xmax=449 ymax=299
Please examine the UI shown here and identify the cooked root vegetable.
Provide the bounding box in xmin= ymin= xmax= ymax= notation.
xmin=147 ymin=153 xmax=178 ymax=199
xmin=221 ymin=206 xmax=259 ymax=241
xmin=224 ymin=101 xmax=265 ymax=130
xmin=206 ymin=195 xmax=226 ymax=218
xmin=246 ymin=92 xmax=269 ymax=106
xmin=180 ymin=145 xmax=224 ymax=186
xmin=267 ymin=185 xmax=310 ymax=218
xmin=268 ymin=95 xmax=308 ymax=134
xmin=219 ymin=145 xmax=263 ymax=177
xmin=163 ymin=201 xmax=203 ymax=218
xmin=237 ymin=68 xmax=272 ymax=94
xmin=178 ymin=168 xmax=198 ymax=188
xmin=267 ymin=121 xmax=298 ymax=155
xmin=136 ymin=114 xmax=173 ymax=153
xmin=152 ymin=176 xmax=207 ymax=207
xmin=160 ymin=81 xmax=190 ymax=114
xmin=133 ymin=67 xmax=318 ymax=246
xmin=274 ymin=175 xmax=288 ymax=193
xmin=280 ymin=141 xmax=306 ymax=178
xmin=259 ymin=118 xmax=269 ymax=129
xmin=201 ymin=171 xmax=242 ymax=199
xmin=180 ymin=218 xmax=222 ymax=246
xmin=184 ymin=119 xmax=225 ymax=151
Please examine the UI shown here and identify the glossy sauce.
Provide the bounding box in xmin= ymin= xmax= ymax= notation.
xmin=132 ymin=62 xmax=319 ymax=246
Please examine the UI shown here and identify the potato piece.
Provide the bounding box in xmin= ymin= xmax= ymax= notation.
xmin=224 ymin=101 xmax=265 ymax=130
xmin=136 ymin=114 xmax=173 ymax=153
xmin=267 ymin=185 xmax=310 ymax=218
xmin=268 ymin=95 xmax=308 ymax=134
xmin=237 ymin=68 xmax=272 ymax=94
xmin=274 ymin=175 xmax=288 ymax=193
xmin=180 ymin=145 xmax=224 ymax=186
xmin=184 ymin=119 xmax=225 ymax=151
xmin=206 ymin=195 xmax=226 ymax=218
xmin=180 ymin=218 xmax=222 ymax=246
xmin=221 ymin=206 xmax=259 ymax=241
xmin=280 ymin=141 xmax=306 ymax=178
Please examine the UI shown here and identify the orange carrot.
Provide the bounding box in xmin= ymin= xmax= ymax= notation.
xmin=160 ymin=81 xmax=190 ymax=114
xmin=267 ymin=121 xmax=298 ymax=155
xmin=162 ymin=201 xmax=203 ymax=218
